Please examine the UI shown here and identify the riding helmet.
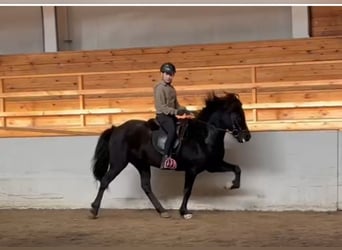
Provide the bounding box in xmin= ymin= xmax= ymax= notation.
xmin=160 ymin=62 xmax=176 ymax=75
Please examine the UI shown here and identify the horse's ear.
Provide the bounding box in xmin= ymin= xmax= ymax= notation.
xmin=223 ymin=91 xmax=238 ymax=100
xmin=205 ymin=91 xmax=216 ymax=105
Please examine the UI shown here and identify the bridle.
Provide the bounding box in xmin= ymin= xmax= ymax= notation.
xmin=195 ymin=119 xmax=239 ymax=135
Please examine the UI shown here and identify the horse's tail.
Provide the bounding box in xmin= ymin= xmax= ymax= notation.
xmin=92 ymin=126 xmax=115 ymax=181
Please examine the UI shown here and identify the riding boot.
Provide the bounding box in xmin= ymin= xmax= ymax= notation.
xmin=160 ymin=155 xmax=168 ymax=169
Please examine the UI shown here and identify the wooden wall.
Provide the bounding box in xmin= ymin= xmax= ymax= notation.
xmin=1 ymin=36 xmax=342 ymax=137
xmin=310 ymin=6 xmax=342 ymax=37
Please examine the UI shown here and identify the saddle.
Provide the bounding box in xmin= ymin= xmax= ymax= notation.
xmin=151 ymin=119 xmax=189 ymax=156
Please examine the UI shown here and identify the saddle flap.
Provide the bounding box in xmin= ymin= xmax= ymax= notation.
xmin=151 ymin=129 xmax=180 ymax=155
xmin=151 ymin=119 xmax=189 ymax=155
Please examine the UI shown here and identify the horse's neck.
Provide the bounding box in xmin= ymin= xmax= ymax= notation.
xmin=193 ymin=110 xmax=225 ymax=145
xmin=204 ymin=126 xmax=225 ymax=147
xmin=202 ymin=114 xmax=226 ymax=148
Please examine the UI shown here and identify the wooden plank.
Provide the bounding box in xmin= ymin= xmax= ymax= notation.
xmin=2 ymin=79 xmax=342 ymax=99
xmin=2 ymin=36 xmax=342 ymax=67
xmin=257 ymin=89 xmax=342 ymax=102
xmin=0 ymin=126 xmax=102 ymax=137
xmin=310 ymin=6 xmax=342 ymax=17
xmin=78 ymin=75 xmax=85 ymax=126
xmin=257 ymin=63 xmax=342 ymax=82
xmin=257 ymin=108 xmax=342 ymax=121
xmin=1 ymin=58 xmax=342 ymax=80
xmin=84 ymin=93 xmax=253 ymax=110
xmin=5 ymin=98 xmax=80 ymax=112
xmin=2 ymin=100 xmax=342 ymax=118
xmin=244 ymin=101 xmax=342 ymax=109
xmin=312 ymin=17 xmax=342 ymax=27
xmin=2 ymin=118 xmax=342 ymax=138
xmin=2 ymin=44 xmax=342 ymax=77
xmin=1 ymin=50 xmax=342 ymax=77
xmin=0 ymin=108 xmax=125 ymax=117
xmin=6 ymin=116 xmax=81 ymax=127
xmin=251 ymin=67 xmax=257 ymax=122
xmin=3 ymin=76 xmax=78 ymax=92
xmin=0 ymin=83 xmax=248 ymax=99
xmin=3 ymin=93 xmax=253 ymax=115
xmin=249 ymin=119 xmax=342 ymax=132
xmin=311 ymin=27 xmax=342 ymax=37
xmin=310 ymin=7 xmax=342 ymax=37
xmin=85 ymin=113 xmax=154 ymax=126
xmin=0 ymin=79 xmax=4 ymax=127
xmin=82 ymin=68 xmax=251 ymax=89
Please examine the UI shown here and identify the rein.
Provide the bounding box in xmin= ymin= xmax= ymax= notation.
xmin=193 ymin=119 xmax=236 ymax=135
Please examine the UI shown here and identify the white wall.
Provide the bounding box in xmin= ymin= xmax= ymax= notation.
xmin=42 ymin=6 xmax=58 ymax=52
xmin=291 ymin=6 xmax=309 ymax=38
xmin=64 ymin=6 xmax=292 ymax=50
xmin=0 ymin=131 xmax=339 ymax=211
xmin=0 ymin=6 xmax=301 ymax=54
xmin=0 ymin=7 xmax=44 ymax=55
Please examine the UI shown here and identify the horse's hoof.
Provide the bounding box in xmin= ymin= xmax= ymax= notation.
xmin=89 ymin=214 xmax=98 ymax=219
xmin=230 ymin=181 xmax=240 ymax=189
xmin=230 ymin=184 xmax=240 ymax=189
xmin=183 ymin=213 xmax=193 ymax=220
xmin=160 ymin=212 xmax=171 ymax=218
xmin=89 ymin=208 xmax=98 ymax=219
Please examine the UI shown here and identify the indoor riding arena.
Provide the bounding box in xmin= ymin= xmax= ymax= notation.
xmin=1 ymin=5 xmax=342 ymax=247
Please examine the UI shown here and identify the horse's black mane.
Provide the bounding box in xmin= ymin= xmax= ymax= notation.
xmin=196 ymin=92 xmax=241 ymax=121
xmin=181 ymin=92 xmax=241 ymax=139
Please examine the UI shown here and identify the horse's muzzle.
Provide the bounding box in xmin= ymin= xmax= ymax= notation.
xmin=236 ymin=130 xmax=251 ymax=143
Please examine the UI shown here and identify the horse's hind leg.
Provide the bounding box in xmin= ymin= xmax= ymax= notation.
xmin=134 ymin=164 xmax=170 ymax=218
xmin=91 ymin=159 xmax=127 ymax=218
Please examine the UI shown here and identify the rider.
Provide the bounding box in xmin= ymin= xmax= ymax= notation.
xmin=153 ymin=62 xmax=193 ymax=169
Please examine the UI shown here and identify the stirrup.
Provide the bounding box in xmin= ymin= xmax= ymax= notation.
xmin=160 ymin=156 xmax=177 ymax=170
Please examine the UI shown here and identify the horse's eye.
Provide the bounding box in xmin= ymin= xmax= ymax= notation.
xmin=232 ymin=112 xmax=242 ymax=122
xmin=232 ymin=129 xmax=239 ymax=136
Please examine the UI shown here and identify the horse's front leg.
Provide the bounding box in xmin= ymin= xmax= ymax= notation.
xmin=179 ymin=170 xmax=198 ymax=219
xmin=136 ymin=166 xmax=170 ymax=218
xmin=208 ymin=161 xmax=241 ymax=189
xmin=224 ymin=161 xmax=241 ymax=189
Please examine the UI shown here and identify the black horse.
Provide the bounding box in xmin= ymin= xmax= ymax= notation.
xmin=90 ymin=92 xmax=251 ymax=219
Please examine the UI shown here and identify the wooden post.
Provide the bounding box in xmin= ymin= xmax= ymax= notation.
xmin=0 ymin=79 xmax=5 ymax=128
xmin=78 ymin=75 xmax=85 ymax=127
xmin=251 ymin=67 xmax=258 ymax=122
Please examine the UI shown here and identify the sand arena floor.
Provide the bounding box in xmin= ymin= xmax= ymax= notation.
xmin=0 ymin=209 xmax=341 ymax=247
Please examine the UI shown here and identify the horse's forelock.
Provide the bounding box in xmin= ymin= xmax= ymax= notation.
xmin=198 ymin=92 xmax=241 ymax=121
